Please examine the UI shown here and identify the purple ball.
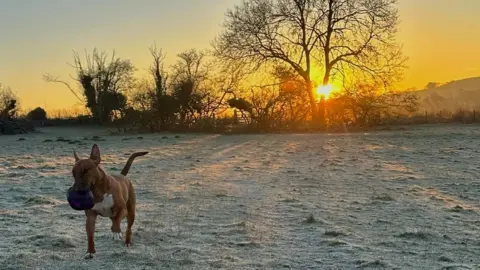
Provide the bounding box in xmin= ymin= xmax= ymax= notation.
xmin=67 ymin=187 xmax=95 ymax=210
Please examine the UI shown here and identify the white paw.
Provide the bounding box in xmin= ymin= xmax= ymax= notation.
xmin=85 ymin=253 xmax=95 ymax=259
xmin=111 ymin=232 xmax=123 ymax=241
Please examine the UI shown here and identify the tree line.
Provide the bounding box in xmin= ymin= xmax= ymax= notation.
xmin=3 ymin=0 xmax=423 ymax=133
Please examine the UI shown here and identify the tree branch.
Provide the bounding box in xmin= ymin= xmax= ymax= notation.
xmin=42 ymin=74 xmax=83 ymax=102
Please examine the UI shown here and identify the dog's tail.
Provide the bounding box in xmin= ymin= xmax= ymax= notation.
xmin=120 ymin=151 xmax=149 ymax=176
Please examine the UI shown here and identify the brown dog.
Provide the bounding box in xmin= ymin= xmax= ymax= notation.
xmin=71 ymin=144 xmax=148 ymax=258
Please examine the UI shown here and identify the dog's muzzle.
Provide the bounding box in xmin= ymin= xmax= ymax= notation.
xmin=72 ymin=177 xmax=93 ymax=192
xmin=66 ymin=186 xmax=95 ymax=211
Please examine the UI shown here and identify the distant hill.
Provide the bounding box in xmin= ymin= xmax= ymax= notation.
xmin=410 ymin=77 xmax=480 ymax=112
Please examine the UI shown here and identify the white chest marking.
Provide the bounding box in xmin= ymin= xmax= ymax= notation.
xmin=92 ymin=194 xmax=114 ymax=217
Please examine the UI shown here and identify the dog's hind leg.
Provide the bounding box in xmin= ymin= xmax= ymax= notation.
xmin=125 ymin=186 xmax=136 ymax=247
xmin=110 ymin=208 xmax=127 ymax=241
xmin=125 ymin=206 xmax=135 ymax=247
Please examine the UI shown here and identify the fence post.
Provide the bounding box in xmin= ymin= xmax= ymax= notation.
xmin=474 ymin=109 xmax=476 ymax=122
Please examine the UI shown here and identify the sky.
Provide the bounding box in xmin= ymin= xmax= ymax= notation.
xmin=1 ymin=0 xmax=479 ymax=113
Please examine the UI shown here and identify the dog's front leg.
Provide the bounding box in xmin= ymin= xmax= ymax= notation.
xmin=85 ymin=210 xmax=97 ymax=259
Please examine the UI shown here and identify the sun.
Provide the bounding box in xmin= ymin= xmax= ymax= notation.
xmin=315 ymin=84 xmax=334 ymax=100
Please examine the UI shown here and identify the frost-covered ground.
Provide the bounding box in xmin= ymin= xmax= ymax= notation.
xmin=1 ymin=125 xmax=480 ymax=270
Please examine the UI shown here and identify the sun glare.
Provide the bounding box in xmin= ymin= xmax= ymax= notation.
xmin=315 ymin=84 xmax=334 ymax=100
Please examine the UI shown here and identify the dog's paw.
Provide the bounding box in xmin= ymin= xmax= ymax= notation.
xmin=111 ymin=232 xmax=123 ymax=241
xmin=85 ymin=253 xmax=95 ymax=259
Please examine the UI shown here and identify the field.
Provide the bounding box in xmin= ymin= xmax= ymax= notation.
xmin=1 ymin=125 xmax=480 ymax=269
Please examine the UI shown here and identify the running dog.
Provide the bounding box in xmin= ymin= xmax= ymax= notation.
xmin=70 ymin=144 xmax=148 ymax=258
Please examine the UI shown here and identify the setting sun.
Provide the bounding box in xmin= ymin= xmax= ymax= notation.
xmin=315 ymin=84 xmax=334 ymax=100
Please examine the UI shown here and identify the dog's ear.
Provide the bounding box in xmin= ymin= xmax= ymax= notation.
xmin=74 ymin=150 xmax=80 ymax=162
xmin=89 ymin=144 xmax=101 ymax=165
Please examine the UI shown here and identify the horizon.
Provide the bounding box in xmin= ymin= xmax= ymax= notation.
xmin=1 ymin=0 xmax=480 ymax=114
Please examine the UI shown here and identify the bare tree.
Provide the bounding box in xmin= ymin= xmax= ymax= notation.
xmin=44 ymin=49 xmax=135 ymax=123
xmin=248 ymin=85 xmax=284 ymax=130
xmin=130 ymin=78 xmax=156 ymax=112
xmin=42 ymin=74 xmax=84 ymax=103
xmin=202 ymin=60 xmax=246 ymax=119
xmin=129 ymin=78 xmax=158 ymax=131
xmin=170 ymin=49 xmax=210 ymax=127
xmin=330 ymin=79 xmax=418 ymax=127
xmin=149 ymin=43 xmax=168 ymax=95
xmin=213 ymin=0 xmax=404 ymax=120
xmin=275 ymin=66 xmax=311 ymax=126
xmin=0 ymin=83 xmax=19 ymax=119
xmin=170 ymin=49 xmax=209 ymax=88
xmin=317 ymin=0 xmax=404 ymax=86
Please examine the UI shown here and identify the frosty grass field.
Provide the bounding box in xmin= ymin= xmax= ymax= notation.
xmin=1 ymin=124 xmax=480 ymax=270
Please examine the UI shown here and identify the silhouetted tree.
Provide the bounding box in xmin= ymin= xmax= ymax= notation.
xmin=149 ymin=43 xmax=169 ymax=97
xmin=0 ymin=83 xmax=19 ymax=119
xmin=204 ymin=62 xmax=245 ymax=118
xmin=227 ymin=65 xmax=314 ymax=130
xmin=329 ymin=79 xmax=419 ymax=127
xmin=148 ymin=44 xmax=179 ymax=130
xmin=170 ymin=49 xmax=209 ymax=127
xmin=213 ymin=0 xmax=404 ymax=122
xmin=130 ymin=45 xmax=180 ymax=132
xmin=44 ymin=49 xmax=135 ymax=123
xmin=274 ymin=66 xmax=311 ymax=126
xmin=26 ymin=107 xmax=48 ymax=121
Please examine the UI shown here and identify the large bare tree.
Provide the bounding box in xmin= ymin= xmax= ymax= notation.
xmin=44 ymin=49 xmax=135 ymax=123
xmin=213 ymin=0 xmax=404 ymax=119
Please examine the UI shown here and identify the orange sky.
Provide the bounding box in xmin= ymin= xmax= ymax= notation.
xmin=1 ymin=0 xmax=479 ymax=114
